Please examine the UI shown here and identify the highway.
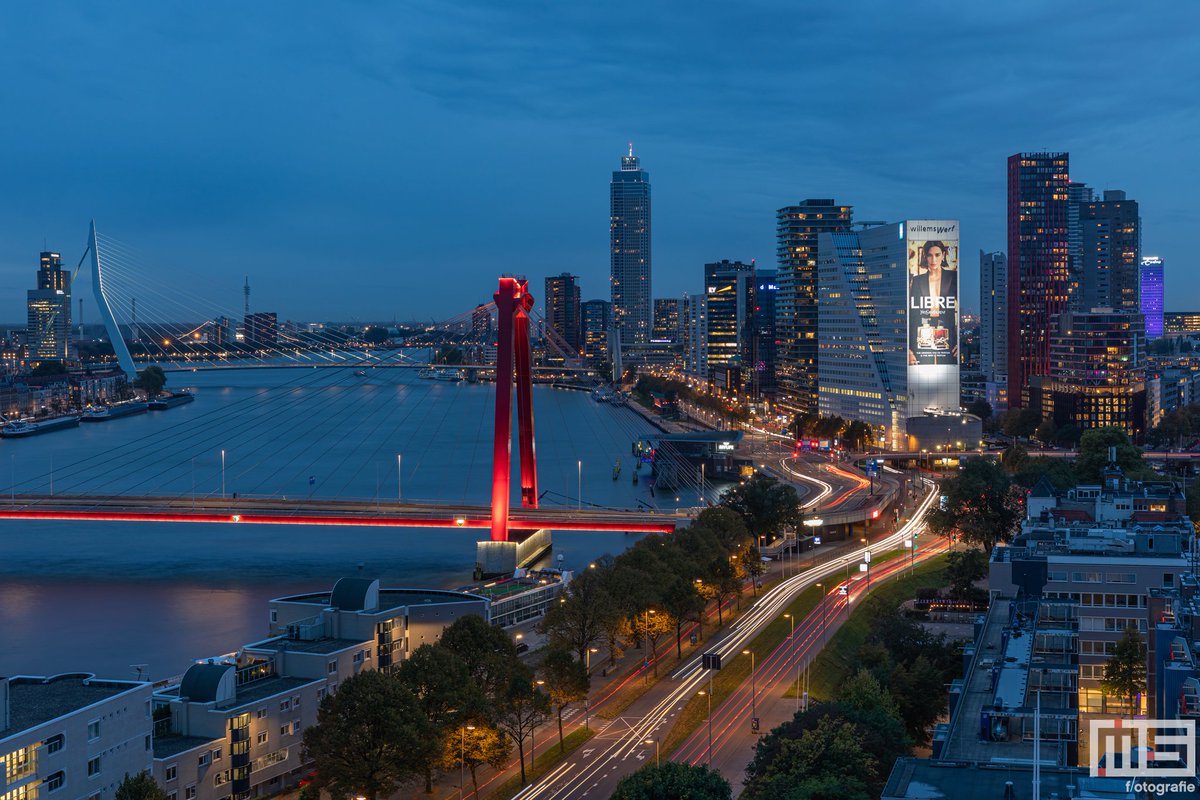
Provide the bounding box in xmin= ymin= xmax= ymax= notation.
xmin=512 ymin=480 xmax=940 ymax=800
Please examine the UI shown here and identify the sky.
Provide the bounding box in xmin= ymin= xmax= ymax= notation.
xmin=1 ymin=1 xmax=1197 ymax=323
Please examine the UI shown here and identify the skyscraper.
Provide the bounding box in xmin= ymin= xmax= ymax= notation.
xmin=1080 ymin=190 xmax=1140 ymax=311
xmin=1066 ymin=181 xmax=1093 ymax=311
xmin=610 ymin=145 xmax=651 ymax=346
xmin=744 ymin=269 xmax=778 ymax=399
xmin=1007 ymin=152 xmax=1070 ymax=408
xmin=544 ymin=273 xmax=582 ymax=353
xmin=1140 ymin=257 xmax=1165 ymax=340
xmin=980 ymin=251 xmax=1009 ymax=411
xmin=776 ymin=199 xmax=853 ymax=415
xmin=703 ymin=260 xmax=755 ymax=384
xmin=27 ymin=251 xmax=72 ymax=362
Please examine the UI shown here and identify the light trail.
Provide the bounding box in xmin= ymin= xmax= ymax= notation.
xmin=519 ymin=481 xmax=940 ymax=800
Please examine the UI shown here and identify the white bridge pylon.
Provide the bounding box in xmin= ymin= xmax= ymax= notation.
xmin=89 ymin=220 xmax=138 ymax=379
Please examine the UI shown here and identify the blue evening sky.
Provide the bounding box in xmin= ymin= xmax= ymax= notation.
xmin=0 ymin=1 xmax=1196 ymax=322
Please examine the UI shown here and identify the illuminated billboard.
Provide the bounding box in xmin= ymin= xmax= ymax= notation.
xmin=906 ymin=221 xmax=959 ymax=366
xmin=905 ymin=220 xmax=960 ymax=414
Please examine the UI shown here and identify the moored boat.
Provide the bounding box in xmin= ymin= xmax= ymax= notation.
xmin=148 ymin=390 xmax=196 ymax=410
xmin=81 ymin=401 xmax=150 ymax=422
xmin=1 ymin=416 xmax=82 ymax=438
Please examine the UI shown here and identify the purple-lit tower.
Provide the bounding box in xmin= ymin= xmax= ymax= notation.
xmin=1140 ymin=256 xmax=1164 ymax=340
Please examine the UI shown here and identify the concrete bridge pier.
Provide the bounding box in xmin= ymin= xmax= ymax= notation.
xmin=475 ymin=528 xmax=552 ymax=580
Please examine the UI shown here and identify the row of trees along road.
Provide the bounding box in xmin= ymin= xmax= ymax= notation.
xmin=540 ymin=475 xmax=802 ymax=673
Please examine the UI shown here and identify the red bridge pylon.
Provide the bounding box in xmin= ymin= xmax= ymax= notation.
xmin=490 ymin=277 xmax=538 ymax=542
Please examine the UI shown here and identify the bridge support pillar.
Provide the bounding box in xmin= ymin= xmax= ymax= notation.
xmin=490 ymin=277 xmax=538 ymax=543
xmin=475 ymin=528 xmax=552 ymax=580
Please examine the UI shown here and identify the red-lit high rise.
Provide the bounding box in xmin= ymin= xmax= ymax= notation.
xmin=1006 ymin=152 xmax=1070 ymax=408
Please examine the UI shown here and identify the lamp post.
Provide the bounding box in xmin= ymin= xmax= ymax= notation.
xmin=221 ymin=448 xmax=226 ymax=499
xmin=532 ymin=680 xmax=545 ymax=768
xmin=905 ymin=537 xmax=914 ymax=576
xmin=784 ymin=612 xmax=796 ymax=711
xmin=577 ymin=459 xmax=582 ymax=509
xmin=397 ymin=453 xmax=402 ymax=503
xmin=743 ymin=648 xmax=756 ymax=724
xmin=644 ymin=738 xmax=659 ymax=767
xmin=699 ymin=688 xmax=712 ymax=765
xmin=460 ymin=724 xmax=475 ymax=799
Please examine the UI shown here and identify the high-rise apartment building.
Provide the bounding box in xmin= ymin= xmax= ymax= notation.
xmin=652 ymin=298 xmax=680 ymax=343
xmin=1066 ymin=181 xmax=1093 ymax=311
xmin=1007 ymin=152 xmax=1071 ymax=408
xmin=544 ymin=273 xmax=582 ymax=353
xmin=580 ymin=299 xmax=611 ymax=369
xmin=610 ymin=146 xmax=651 ymax=346
xmin=776 ymin=199 xmax=853 ymax=415
xmin=703 ymin=260 xmax=755 ymax=385
xmin=26 ymin=251 xmax=72 ymax=362
xmin=1080 ymin=190 xmax=1140 ymax=311
xmin=471 ymin=303 xmax=493 ymax=343
xmin=1140 ymin=257 xmax=1165 ymax=340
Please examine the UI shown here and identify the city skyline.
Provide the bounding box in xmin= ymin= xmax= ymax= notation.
xmin=0 ymin=3 xmax=1196 ymax=321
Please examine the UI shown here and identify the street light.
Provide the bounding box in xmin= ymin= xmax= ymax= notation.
xmin=644 ymin=738 xmax=659 ymax=767
xmin=397 ymin=453 xmax=402 ymax=503
xmin=532 ymin=680 xmax=545 ymax=766
xmin=743 ymin=648 xmax=756 ymax=725
xmin=460 ymin=724 xmax=475 ymax=799
xmin=699 ymin=689 xmax=712 ymax=765
xmin=221 ymin=448 xmax=226 ymax=499
xmin=577 ymin=459 xmax=582 ymax=510
xmin=905 ymin=537 xmax=914 ymax=576
xmin=784 ymin=612 xmax=797 ymax=711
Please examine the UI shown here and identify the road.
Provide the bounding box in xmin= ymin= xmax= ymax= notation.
xmin=512 ymin=481 xmax=941 ymax=800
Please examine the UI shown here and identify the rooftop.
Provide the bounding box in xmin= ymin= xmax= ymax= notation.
xmin=1 ymin=674 xmax=145 ymax=740
xmin=274 ymin=587 xmax=482 ymax=612
xmin=882 ymin=758 xmax=1137 ymax=800
xmin=153 ymin=734 xmax=217 ymax=759
xmin=245 ymin=636 xmax=365 ymax=656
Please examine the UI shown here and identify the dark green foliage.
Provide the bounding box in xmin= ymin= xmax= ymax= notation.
xmin=540 ymin=647 xmax=589 ymax=751
xmin=133 ymin=365 xmax=167 ymax=397
xmin=1102 ymin=626 xmax=1147 ymax=711
xmin=31 ymin=360 xmax=67 ymax=376
xmin=395 ymin=645 xmax=482 ymax=792
xmin=966 ymin=399 xmax=992 ymax=421
xmin=718 ymin=473 xmax=803 ymax=542
xmin=1076 ymin=427 xmax=1147 ymax=482
xmin=438 ymin=614 xmax=521 ymax=706
xmin=301 ymin=670 xmax=433 ymax=799
xmin=926 ymin=457 xmax=1023 ymax=552
xmin=612 ymin=762 xmax=732 ymax=800
xmin=115 ymin=772 xmax=168 ymax=800
xmin=944 ymin=549 xmax=988 ymax=601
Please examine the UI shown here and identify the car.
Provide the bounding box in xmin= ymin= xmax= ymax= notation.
xmin=515 ymin=641 xmax=529 ymax=654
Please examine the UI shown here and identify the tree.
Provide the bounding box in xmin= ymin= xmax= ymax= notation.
xmin=361 ymin=326 xmax=390 ymax=344
xmin=115 ymin=772 xmax=168 ymax=800
xmin=629 ymin=608 xmax=675 ymax=676
xmin=718 ymin=473 xmax=802 ymax=544
xmin=540 ymin=648 xmax=589 ymax=752
xmin=966 ymin=399 xmax=993 ymax=422
xmin=133 ymin=365 xmax=167 ymax=398
xmin=439 ymin=724 xmax=508 ymax=799
xmin=925 ymin=457 xmax=1023 ymax=552
xmin=302 ymin=670 xmax=432 ymax=799
xmin=395 ymin=645 xmax=481 ymax=793
xmin=1102 ymin=626 xmax=1147 ymax=713
xmin=31 ymin=360 xmax=67 ymax=376
xmin=1012 ymin=455 xmax=1078 ymax=491
xmin=611 ymin=762 xmax=732 ymax=800
xmin=660 ymin=574 xmax=706 ymax=659
xmin=887 ymin=655 xmax=950 ymax=744
xmin=1034 ymin=417 xmax=1058 ymax=445
xmin=707 ymin=556 xmax=741 ymax=626
xmin=1076 ymin=427 xmax=1146 ymax=483
xmin=944 ymin=549 xmax=988 ymax=601
xmin=744 ymin=546 xmax=767 ymax=597
xmin=438 ymin=614 xmax=521 ymax=706
xmin=1001 ymin=407 xmax=1041 ymax=439
xmin=493 ymin=671 xmax=551 ymax=785
xmin=744 ymin=716 xmax=877 ymax=800
xmin=538 ymin=567 xmax=615 ymax=665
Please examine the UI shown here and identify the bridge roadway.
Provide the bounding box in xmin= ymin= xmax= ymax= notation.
xmin=0 ymin=494 xmax=681 ymax=533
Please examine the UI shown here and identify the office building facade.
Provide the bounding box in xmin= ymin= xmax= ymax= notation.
xmin=1140 ymin=256 xmax=1164 ymax=340
xmin=651 ymin=298 xmax=679 ymax=343
xmin=775 ymin=199 xmax=853 ymax=415
xmin=1033 ymin=309 xmax=1146 ymax=439
xmin=980 ymin=250 xmax=1009 ymax=411
xmin=703 ymin=260 xmax=754 ymax=386
xmin=26 ymin=252 xmax=72 ymax=362
xmin=243 ymin=313 xmax=278 ymax=349
xmin=743 ymin=270 xmax=778 ymax=399
xmin=1007 ymin=152 xmax=1071 ymax=408
xmin=1080 ymin=190 xmax=1140 ymax=311
xmin=544 ymin=273 xmax=581 ymax=354
xmin=580 ymin=299 xmax=611 ymax=369
xmin=610 ymin=147 xmax=651 ymax=346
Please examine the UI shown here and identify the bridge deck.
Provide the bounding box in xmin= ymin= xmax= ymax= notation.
xmin=0 ymin=495 xmax=681 ymax=533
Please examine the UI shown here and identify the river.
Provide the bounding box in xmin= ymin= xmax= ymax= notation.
xmin=0 ymin=367 xmax=696 ymax=680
